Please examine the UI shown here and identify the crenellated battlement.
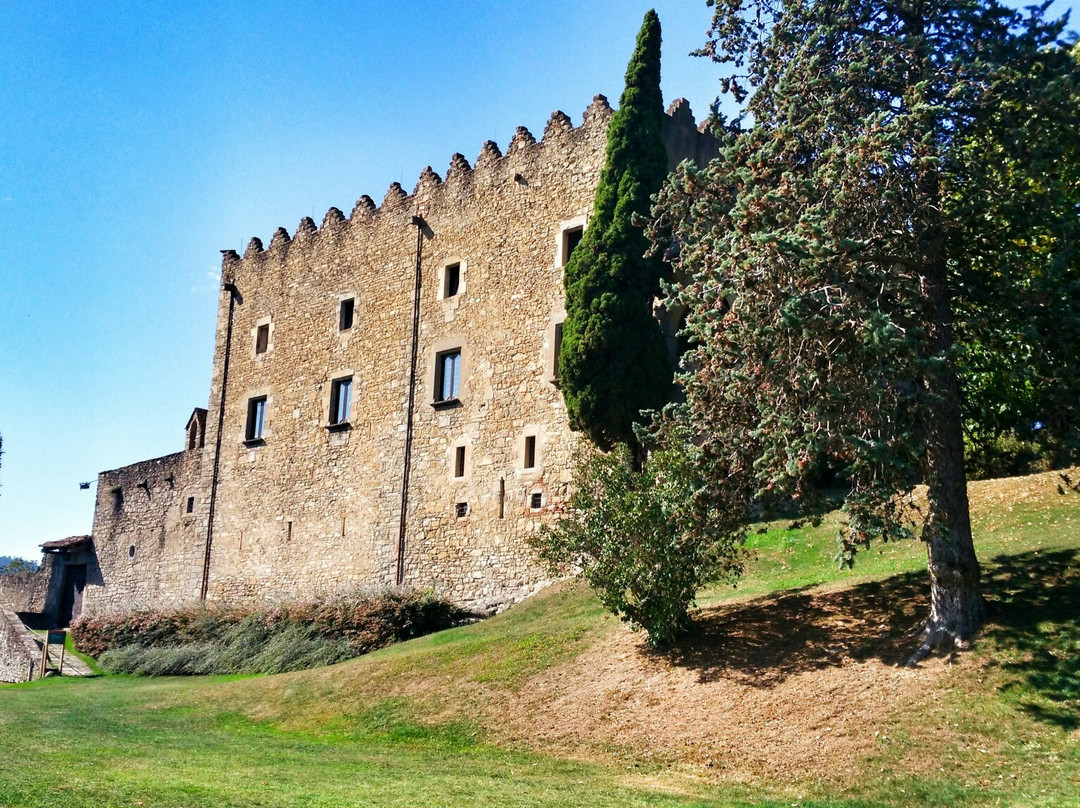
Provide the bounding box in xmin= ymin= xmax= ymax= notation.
xmin=221 ymin=94 xmax=714 ymax=272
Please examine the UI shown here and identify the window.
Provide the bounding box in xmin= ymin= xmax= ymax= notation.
xmin=530 ymin=492 xmax=544 ymax=510
xmin=435 ymin=349 xmax=461 ymax=403
xmin=185 ymin=496 xmax=195 ymax=514
xmin=245 ymin=396 xmax=267 ymax=442
xmin=443 ymin=263 xmax=461 ymax=298
xmin=455 ymin=502 xmax=469 ymax=518
xmin=454 ymin=445 xmax=466 ymax=478
xmin=524 ymin=436 xmax=536 ymax=469
xmin=562 ymin=226 xmax=583 ymax=266
xmin=339 ymin=298 xmax=355 ymax=331
xmin=553 ymin=322 xmax=564 ymax=379
xmin=255 ymin=323 xmax=270 ymax=355
xmin=329 ymin=377 xmax=352 ymax=425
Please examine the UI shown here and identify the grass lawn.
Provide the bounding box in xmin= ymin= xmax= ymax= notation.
xmin=2 ymin=470 xmax=1079 ymax=807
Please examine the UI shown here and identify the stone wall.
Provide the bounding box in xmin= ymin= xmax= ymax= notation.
xmin=84 ymin=449 xmax=206 ymax=615
xmin=0 ymin=607 xmax=40 ymax=683
xmin=0 ymin=556 xmax=54 ymax=614
xmin=86 ymin=96 xmax=717 ymax=614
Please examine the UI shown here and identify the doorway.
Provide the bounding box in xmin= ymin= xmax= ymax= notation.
xmin=58 ymin=564 xmax=87 ymax=627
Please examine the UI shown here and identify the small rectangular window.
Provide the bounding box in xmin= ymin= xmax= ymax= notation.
xmin=185 ymin=496 xmax=195 ymax=514
xmin=562 ymin=227 xmax=583 ymax=266
xmin=530 ymin=492 xmax=543 ymax=510
xmin=455 ymin=502 xmax=469 ymax=518
xmin=444 ymin=263 xmax=461 ymax=298
xmin=524 ymin=436 xmax=536 ymax=469
xmin=245 ymin=396 xmax=267 ymax=442
xmin=454 ymin=445 xmax=466 ymax=478
xmin=330 ymin=377 xmax=353 ymax=425
xmin=255 ymin=323 xmax=270 ymax=354
xmin=339 ymin=298 xmax=355 ymax=331
xmin=435 ymin=349 xmax=462 ymax=402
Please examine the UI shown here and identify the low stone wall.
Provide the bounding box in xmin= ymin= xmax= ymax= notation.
xmin=0 ymin=557 xmax=53 ymax=613
xmin=0 ymin=607 xmax=40 ymax=683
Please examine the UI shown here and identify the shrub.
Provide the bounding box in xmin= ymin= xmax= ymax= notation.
xmin=530 ymin=438 xmax=744 ymax=648
xmin=72 ymin=589 xmax=464 ymax=676
xmin=965 ymin=432 xmax=1055 ymax=481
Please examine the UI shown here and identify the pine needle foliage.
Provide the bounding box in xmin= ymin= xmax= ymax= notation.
xmin=652 ymin=0 xmax=1080 ymax=657
xmin=560 ymin=10 xmax=672 ymax=453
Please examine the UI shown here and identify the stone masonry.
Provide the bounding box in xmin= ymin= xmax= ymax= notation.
xmin=82 ymin=97 xmax=716 ymax=616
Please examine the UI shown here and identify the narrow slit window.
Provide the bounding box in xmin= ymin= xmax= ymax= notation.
xmin=330 ymin=377 xmax=353 ymax=425
xmin=339 ymin=298 xmax=355 ymax=331
xmin=443 ymin=263 xmax=461 ymax=298
xmin=524 ymin=436 xmax=536 ymax=469
xmin=454 ymin=445 xmax=466 ymax=478
xmin=553 ymin=322 xmax=564 ymax=379
xmin=185 ymin=496 xmax=195 ymax=514
xmin=435 ymin=349 xmax=462 ymax=402
xmin=255 ymin=323 xmax=270 ymax=354
xmin=245 ymin=396 xmax=267 ymax=442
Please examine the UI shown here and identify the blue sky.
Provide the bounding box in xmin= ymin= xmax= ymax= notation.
xmin=0 ymin=0 xmax=1076 ymax=560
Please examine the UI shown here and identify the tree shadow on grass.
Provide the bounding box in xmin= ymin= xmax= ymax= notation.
xmin=980 ymin=548 xmax=1080 ymax=731
xmin=664 ymin=546 xmax=1080 ymax=728
xmin=664 ymin=571 xmax=929 ymax=687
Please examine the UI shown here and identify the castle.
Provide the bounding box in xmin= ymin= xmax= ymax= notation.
xmin=8 ymin=95 xmax=717 ymax=632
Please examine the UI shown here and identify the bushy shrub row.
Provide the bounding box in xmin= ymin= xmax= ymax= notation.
xmin=71 ymin=589 xmax=464 ymax=676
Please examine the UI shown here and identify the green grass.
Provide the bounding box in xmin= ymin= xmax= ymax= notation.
xmin=64 ymin=629 xmax=105 ymax=674
xmin=0 ymin=677 xmax=740 ymax=808
xmin=2 ymin=470 xmax=1079 ymax=807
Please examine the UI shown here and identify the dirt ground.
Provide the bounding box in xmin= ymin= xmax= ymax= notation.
xmin=489 ymin=584 xmax=949 ymax=784
xmin=484 ymin=470 xmax=1079 ymax=784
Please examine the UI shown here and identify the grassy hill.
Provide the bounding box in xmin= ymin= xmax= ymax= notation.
xmin=2 ymin=470 xmax=1079 ymax=807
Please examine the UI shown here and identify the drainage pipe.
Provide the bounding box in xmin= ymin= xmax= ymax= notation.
xmin=201 ymin=277 xmax=239 ymax=600
xmin=396 ymin=216 xmax=426 ymax=585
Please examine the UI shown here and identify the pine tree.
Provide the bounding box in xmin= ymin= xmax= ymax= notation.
xmin=560 ymin=10 xmax=672 ymax=456
xmin=654 ymin=0 xmax=1080 ymax=661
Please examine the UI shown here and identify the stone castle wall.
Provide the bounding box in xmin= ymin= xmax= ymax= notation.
xmin=0 ymin=556 xmax=54 ymax=614
xmin=86 ymin=97 xmax=716 ymax=614
xmin=0 ymin=607 xmax=40 ymax=683
xmin=85 ymin=451 xmax=205 ymax=615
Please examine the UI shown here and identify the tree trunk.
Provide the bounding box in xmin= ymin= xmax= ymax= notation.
xmin=910 ymin=254 xmax=984 ymax=666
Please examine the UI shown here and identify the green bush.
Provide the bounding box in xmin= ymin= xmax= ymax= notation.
xmin=530 ymin=440 xmax=744 ymax=648
xmin=965 ymin=432 xmax=1054 ymax=481
xmin=72 ymin=589 xmax=464 ymax=676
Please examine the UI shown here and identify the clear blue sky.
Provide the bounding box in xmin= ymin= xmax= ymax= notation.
xmin=0 ymin=1 xmax=1076 ymax=560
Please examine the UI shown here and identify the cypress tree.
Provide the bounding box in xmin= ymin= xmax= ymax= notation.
xmin=560 ymin=10 xmax=671 ymax=455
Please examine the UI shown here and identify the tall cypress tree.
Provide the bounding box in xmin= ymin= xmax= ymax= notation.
xmin=560 ymin=10 xmax=671 ymax=455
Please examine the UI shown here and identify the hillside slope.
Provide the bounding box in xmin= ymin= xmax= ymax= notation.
xmin=207 ymin=468 xmax=1080 ymax=797
xmin=2 ymin=469 xmax=1079 ymax=807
